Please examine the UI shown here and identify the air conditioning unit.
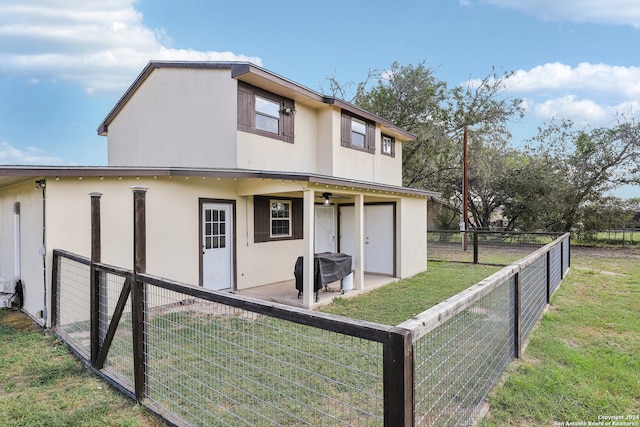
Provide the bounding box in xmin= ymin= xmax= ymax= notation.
xmin=0 ymin=277 xmax=12 ymax=294
xmin=0 ymin=293 xmax=12 ymax=309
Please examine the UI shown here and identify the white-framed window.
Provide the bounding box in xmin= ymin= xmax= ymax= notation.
xmin=270 ymin=200 xmax=291 ymax=237
xmin=382 ymin=134 xmax=395 ymax=157
xmin=237 ymin=82 xmax=295 ymax=143
xmin=351 ymin=117 xmax=367 ymax=148
xmin=341 ymin=111 xmax=375 ymax=153
xmin=255 ymin=96 xmax=280 ymax=134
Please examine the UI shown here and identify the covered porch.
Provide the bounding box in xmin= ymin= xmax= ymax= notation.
xmin=235 ymin=273 xmax=399 ymax=309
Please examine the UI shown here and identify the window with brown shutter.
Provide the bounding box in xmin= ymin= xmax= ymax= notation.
xmin=253 ymin=196 xmax=304 ymax=243
xmin=341 ymin=111 xmax=376 ymax=154
xmin=237 ymin=82 xmax=295 ymax=143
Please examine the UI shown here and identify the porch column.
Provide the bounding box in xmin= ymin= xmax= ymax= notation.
xmin=302 ymin=189 xmax=315 ymax=307
xmin=354 ymin=194 xmax=365 ymax=290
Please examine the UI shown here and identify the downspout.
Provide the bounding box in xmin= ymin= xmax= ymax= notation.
xmin=36 ymin=179 xmax=47 ymax=323
xmin=13 ymin=202 xmax=23 ymax=308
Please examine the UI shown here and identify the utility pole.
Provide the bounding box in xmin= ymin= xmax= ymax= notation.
xmin=462 ymin=126 xmax=469 ymax=251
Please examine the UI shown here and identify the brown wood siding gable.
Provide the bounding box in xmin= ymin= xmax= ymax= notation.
xmin=253 ymin=196 xmax=270 ymax=243
xmin=366 ymin=122 xmax=376 ymax=154
xmin=237 ymin=84 xmax=254 ymax=132
xmin=283 ymin=98 xmax=295 ymax=143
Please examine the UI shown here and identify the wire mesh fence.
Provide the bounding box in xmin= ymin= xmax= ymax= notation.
xmin=53 ymin=251 xmax=91 ymax=360
xmin=519 ymin=256 xmax=548 ymax=345
xmin=52 ymin=249 xmax=410 ymax=427
xmin=141 ymin=284 xmax=384 ymax=426
xmin=428 ymin=230 xmax=563 ymax=265
xmin=52 ymin=232 xmax=569 ymax=427
xmin=411 ymin=276 xmax=515 ymax=426
xmin=401 ymin=233 xmax=570 ymax=426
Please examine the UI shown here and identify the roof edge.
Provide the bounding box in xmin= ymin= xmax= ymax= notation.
xmin=0 ymin=166 xmax=439 ymax=197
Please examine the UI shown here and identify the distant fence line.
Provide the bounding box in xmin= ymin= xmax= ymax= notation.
xmin=574 ymin=228 xmax=639 ymax=246
xmin=427 ymin=230 xmax=566 ymax=265
xmin=50 ymin=188 xmax=571 ymax=427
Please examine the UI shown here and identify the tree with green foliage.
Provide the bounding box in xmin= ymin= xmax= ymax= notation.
xmin=502 ymin=118 xmax=640 ymax=231
xmin=348 ymin=61 xmax=524 ymax=229
xmin=330 ymin=62 xmax=640 ymax=233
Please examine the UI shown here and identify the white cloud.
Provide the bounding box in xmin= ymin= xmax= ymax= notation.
xmin=0 ymin=141 xmax=65 ymax=165
xmin=467 ymin=62 xmax=640 ymax=127
xmin=479 ymin=0 xmax=640 ymax=27
xmin=508 ymin=62 xmax=640 ymax=100
xmin=0 ymin=0 xmax=262 ymax=96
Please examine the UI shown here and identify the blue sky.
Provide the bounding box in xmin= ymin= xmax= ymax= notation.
xmin=1 ymin=0 xmax=639 ymax=197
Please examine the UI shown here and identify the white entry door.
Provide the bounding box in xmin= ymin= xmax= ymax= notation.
xmin=314 ymin=205 xmax=336 ymax=253
xmin=365 ymin=204 xmax=395 ymax=275
xmin=202 ymin=203 xmax=233 ymax=290
xmin=339 ymin=204 xmax=395 ymax=275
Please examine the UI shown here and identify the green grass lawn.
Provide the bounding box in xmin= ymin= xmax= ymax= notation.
xmin=320 ymin=262 xmax=501 ymax=325
xmin=0 ymin=310 xmax=163 ymax=427
xmin=479 ymin=248 xmax=640 ymax=426
xmin=2 ymin=248 xmax=637 ymax=427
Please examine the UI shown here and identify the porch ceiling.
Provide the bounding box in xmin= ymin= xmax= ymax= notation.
xmin=0 ymin=166 xmax=441 ymax=199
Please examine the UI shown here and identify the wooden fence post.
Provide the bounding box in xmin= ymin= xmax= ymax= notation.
xmin=513 ymin=271 xmax=522 ymax=359
xmin=89 ymin=192 xmax=102 ymax=367
xmin=546 ymin=251 xmax=551 ymax=304
xmin=473 ymin=231 xmax=479 ymax=264
xmin=384 ymin=329 xmax=414 ymax=426
xmin=131 ymin=186 xmax=148 ymax=402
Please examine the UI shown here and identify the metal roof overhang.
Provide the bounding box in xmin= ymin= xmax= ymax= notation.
xmin=0 ymin=166 xmax=440 ymax=198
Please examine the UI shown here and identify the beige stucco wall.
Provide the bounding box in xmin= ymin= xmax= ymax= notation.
xmin=0 ymin=180 xmax=47 ymax=323
xmin=107 ymin=68 xmax=238 ymax=168
xmin=397 ymin=196 xmax=428 ymax=278
xmin=44 ymin=176 xmax=306 ymax=307
xmin=1 ymin=172 xmax=428 ymax=325
xmin=327 ymin=109 xmax=404 ymax=186
xmin=236 ymin=101 xmax=318 ymax=173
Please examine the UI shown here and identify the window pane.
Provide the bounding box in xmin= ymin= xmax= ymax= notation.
xmin=351 ymin=132 xmax=365 ymax=147
xmin=256 ymin=114 xmax=279 ymax=133
xmin=213 ymin=223 xmax=219 ymax=236
xmin=220 ymin=210 xmax=225 ymax=221
xmin=351 ymin=118 xmax=366 ymax=147
xmin=213 ymin=236 xmax=219 ymax=249
xmin=255 ymin=96 xmax=280 ymax=134
xmin=213 ymin=210 xmax=218 ymax=222
xmin=206 ymin=223 xmax=212 ymax=236
xmin=352 ymin=118 xmax=366 ymax=134
xmin=220 ymin=223 xmax=225 ymax=235
xmin=270 ymin=200 xmax=291 ymax=236
xmin=219 ymin=236 xmax=226 ymax=248
xmin=382 ymin=136 xmax=392 ymax=154
xmin=205 ymin=236 xmax=212 ymax=249
xmin=255 ymin=96 xmax=280 ymax=117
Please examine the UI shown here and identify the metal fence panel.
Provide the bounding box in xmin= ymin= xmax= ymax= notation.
xmin=55 ymin=255 xmax=91 ymax=359
xmin=519 ymin=256 xmax=547 ymax=344
xmin=412 ymin=277 xmax=515 ymax=427
xmin=99 ymin=271 xmax=134 ymax=389
xmin=549 ymin=246 xmax=562 ymax=295
xmin=142 ymin=284 xmax=384 ymax=426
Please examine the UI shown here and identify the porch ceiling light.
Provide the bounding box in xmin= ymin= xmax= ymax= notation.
xmin=322 ymin=192 xmax=332 ymax=206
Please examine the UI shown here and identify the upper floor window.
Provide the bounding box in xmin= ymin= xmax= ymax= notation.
xmin=255 ymin=96 xmax=281 ymax=134
xmin=381 ymin=134 xmax=395 ymax=157
xmin=341 ymin=111 xmax=375 ymax=153
xmin=238 ymin=82 xmax=295 ymax=143
xmin=351 ymin=118 xmax=367 ymax=148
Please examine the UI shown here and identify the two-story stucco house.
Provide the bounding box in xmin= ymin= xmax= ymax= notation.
xmin=0 ymin=61 xmax=438 ymax=325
